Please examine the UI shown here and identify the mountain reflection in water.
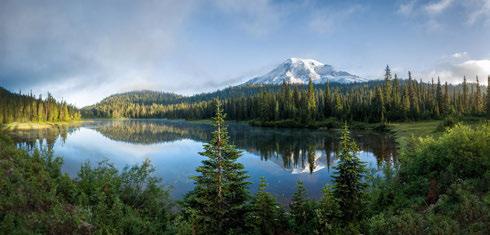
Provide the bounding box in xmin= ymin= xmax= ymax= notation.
xmin=9 ymin=119 xmax=397 ymax=202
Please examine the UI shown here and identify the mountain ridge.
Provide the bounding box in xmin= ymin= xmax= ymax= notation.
xmin=245 ymin=58 xmax=366 ymax=85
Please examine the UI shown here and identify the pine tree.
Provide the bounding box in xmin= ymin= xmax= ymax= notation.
xmin=443 ymin=81 xmax=449 ymax=115
xmin=333 ymin=123 xmax=366 ymax=225
xmin=402 ymin=85 xmax=410 ymax=120
xmin=463 ymin=76 xmax=468 ymax=113
xmin=487 ymin=76 xmax=490 ymax=118
xmin=436 ymin=77 xmax=443 ymax=117
xmin=375 ymin=87 xmax=385 ymax=122
xmin=250 ymin=177 xmax=280 ymax=235
xmin=316 ymin=186 xmax=340 ymax=234
xmin=184 ymin=100 xmax=250 ymax=234
xmin=334 ymin=89 xmax=343 ymax=119
xmin=384 ymin=65 xmax=392 ymax=104
xmin=475 ymin=76 xmax=482 ymax=114
xmin=290 ymin=181 xmax=316 ymax=234
xmin=324 ymin=81 xmax=332 ymax=117
xmin=306 ymin=78 xmax=317 ymax=122
xmin=392 ymin=74 xmax=401 ymax=117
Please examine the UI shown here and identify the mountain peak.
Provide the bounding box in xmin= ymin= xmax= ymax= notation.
xmin=246 ymin=58 xmax=365 ymax=85
xmin=287 ymin=57 xmax=323 ymax=66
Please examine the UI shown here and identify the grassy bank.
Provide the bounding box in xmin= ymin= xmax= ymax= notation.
xmin=387 ymin=120 xmax=440 ymax=145
xmin=1 ymin=121 xmax=86 ymax=131
xmin=388 ymin=116 xmax=488 ymax=145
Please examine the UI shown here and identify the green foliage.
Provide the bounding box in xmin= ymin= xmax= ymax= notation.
xmin=367 ymin=123 xmax=490 ymax=234
xmin=2 ymin=105 xmax=490 ymax=234
xmin=0 ymin=87 xmax=81 ymax=124
xmin=0 ymin=133 xmax=172 ymax=234
xmin=182 ymin=100 xmax=250 ymax=234
xmin=333 ymin=124 xmax=366 ymax=225
xmin=316 ymin=186 xmax=341 ymax=234
xmin=289 ymin=181 xmax=317 ymax=234
xmin=249 ymin=177 xmax=286 ymax=235
xmin=487 ymin=76 xmax=490 ymax=118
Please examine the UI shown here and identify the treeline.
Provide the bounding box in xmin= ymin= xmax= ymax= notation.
xmin=82 ymin=67 xmax=490 ymax=124
xmin=0 ymin=87 xmax=81 ymax=124
xmin=2 ymin=103 xmax=489 ymax=234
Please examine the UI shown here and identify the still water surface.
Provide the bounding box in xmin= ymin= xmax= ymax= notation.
xmin=9 ymin=119 xmax=397 ymax=203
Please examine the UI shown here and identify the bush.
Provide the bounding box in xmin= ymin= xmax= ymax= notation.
xmin=366 ymin=124 xmax=490 ymax=234
xmin=0 ymin=133 xmax=173 ymax=234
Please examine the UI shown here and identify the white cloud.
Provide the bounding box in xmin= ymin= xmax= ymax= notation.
xmin=424 ymin=0 xmax=454 ymax=15
xmin=0 ymin=0 xmax=198 ymax=107
xmin=451 ymin=52 xmax=468 ymax=59
xmin=213 ymin=0 xmax=285 ymax=37
xmin=424 ymin=59 xmax=490 ymax=84
xmin=465 ymin=0 xmax=490 ymax=25
xmin=397 ymin=0 xmax=416 ymax=16
xmin=308 ymin=4 xmax=364 ymax=34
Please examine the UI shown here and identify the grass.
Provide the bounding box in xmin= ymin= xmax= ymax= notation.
xmin=387 ymin=117 xmax=488 ymax=146
xmin=1 ymin=121 xmax=86 ymax=131
xmin=388 ymin=120 xmax=440 ymax=141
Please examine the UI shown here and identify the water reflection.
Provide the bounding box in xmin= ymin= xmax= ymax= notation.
xmin=9 ymin=119 xmax=397 ymax=201
xmin=92 ymin=120 xmax=397 ymax=172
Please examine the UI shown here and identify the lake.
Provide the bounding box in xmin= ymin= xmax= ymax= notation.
xmin=8 ymin=119 xmax=397 ymax=204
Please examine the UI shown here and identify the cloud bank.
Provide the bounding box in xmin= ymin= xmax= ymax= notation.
xmin=0 ymin=0 xmax=196 ymax=106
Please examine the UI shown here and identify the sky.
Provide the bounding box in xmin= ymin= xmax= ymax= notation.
xmin=1 ymin=0 xmax=490 ymax=107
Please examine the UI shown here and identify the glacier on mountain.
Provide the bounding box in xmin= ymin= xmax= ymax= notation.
xmin=246 ymin=58 xmax=365 ymax=85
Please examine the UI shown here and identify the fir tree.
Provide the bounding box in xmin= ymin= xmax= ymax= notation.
xmin=316 ymin=186 xmax=340 ymax=234
xmin=443 ymin=81 xmax=449 ymax=115
xmin=290 ymin=181 xmax=316 ymax=234
xmin=402 ymin=85 xmax=410 ymax=120
xmin=384 ymin=65 xmax=392 ymax=107
xmin=487 ymin=76 xmax=490 ymax=118
xmin=475 ymin=76 xmax=482 ymax=114
xmin=436 ymin=77 xmax=443 ymax=116
xmin=184 ymin=100 xmax=250 ymax=234
xmin=306 ymin=78 xmax=317 ymax=122
xmin=250 ymin=177 xmax=280 ymax=235
xmin=333 ymin=123 xmax=366 ymax=225
xmin=324 ymin=81 xmax=332 ymax=117
xmin=463 ymin=76 xmax=468 ymax=113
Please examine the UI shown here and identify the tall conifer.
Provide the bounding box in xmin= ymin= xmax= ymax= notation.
xmin=184 ymin=100 xmax=249 ymax=234
xmin=333 ymin=123 xmax=366 ymax=224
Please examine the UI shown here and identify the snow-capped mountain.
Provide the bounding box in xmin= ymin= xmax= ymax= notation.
xmin=246 ymin=58 xmax=366 ymax=85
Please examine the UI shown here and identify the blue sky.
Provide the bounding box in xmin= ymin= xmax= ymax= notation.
xmin=1 ymin=0 xmax=489 ymax=107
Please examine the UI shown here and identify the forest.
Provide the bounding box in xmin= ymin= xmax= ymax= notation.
xmin=0 ymin=87 xmax=81 ymax=124
xmin=82 ymin=67 xmax=490 ymax=126
xmin=1 ymin=101 xmax=489 ymax=234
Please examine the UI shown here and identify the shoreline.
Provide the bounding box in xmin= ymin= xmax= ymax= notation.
xmin=1 ymin=120 xmax=88 ymax=131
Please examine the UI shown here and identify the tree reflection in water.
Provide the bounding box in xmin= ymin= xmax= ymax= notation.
xmin=10 ymin=119 xmax=397 ymax=174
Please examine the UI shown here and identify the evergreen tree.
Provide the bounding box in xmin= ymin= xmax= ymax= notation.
xmin=436 ymin=77 xmax=443 ymax=117
xmin=375 ymin=87 xmax=385 ymax=122
xmin=487 ymin=76 xmax=490 ymax=118
xmin=290 ymin=181 xmax=316 ymax=234
xmin=333 ymin=123 xmax=366 ymax=225
xmin=443 ymin=81 xmax=449 ymax=115
xmin=250 ymin=177 xmax=281 ymax=235
xmin=334 ymin=89 xmax=343 ymax=119
xmin=384 ymin=65 xmax=392 ymax=108
xmin=475 ymin=76 xmax=483 ymax=114
xmin=316 ymin=186 xmax=340 ymax=234
xmin=184 ymin=100 xmax=250 ymax=234
xmin=402 ymin=85 xmax=410 ymax=120
xmin=324 ymin=81 xmax=332 ymax=117
xmin=306 ymin=78 xmax=317 ymax=122
xmin=463 ymin=76 xmax=468 ymax=113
